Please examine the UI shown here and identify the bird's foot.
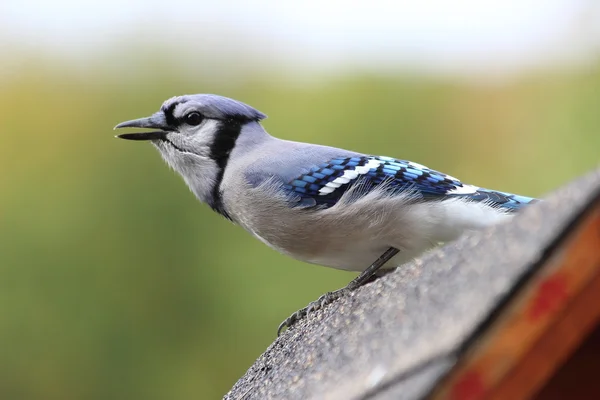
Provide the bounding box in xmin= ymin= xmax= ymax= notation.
xmin=277 ymin=288 xmax=348 ymax=336
xmin=277 ymin=247 xmax=400 ymax=336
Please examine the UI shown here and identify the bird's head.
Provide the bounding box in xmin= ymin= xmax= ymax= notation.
xmin=115 ymin=94 xmax=266 ymax=160
xmin=115 ymin=94 xmax=267 ymax=209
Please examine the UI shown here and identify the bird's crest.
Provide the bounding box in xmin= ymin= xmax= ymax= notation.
xmin=161 ymin=94 xmax=267 ymax=124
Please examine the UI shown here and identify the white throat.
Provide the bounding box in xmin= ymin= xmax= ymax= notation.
xmin=153 ymin=119 xmax=222 ymax=205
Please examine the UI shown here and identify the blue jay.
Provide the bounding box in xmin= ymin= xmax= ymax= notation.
xmin=115 ymin=94 xmax=537 ymax=335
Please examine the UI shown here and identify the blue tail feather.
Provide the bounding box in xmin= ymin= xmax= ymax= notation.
xmin=454 ymin=188 xmax=538 ymax=211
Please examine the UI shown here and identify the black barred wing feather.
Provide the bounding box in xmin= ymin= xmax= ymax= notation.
xmin=282 ymin=156 xmax=537 ymax=211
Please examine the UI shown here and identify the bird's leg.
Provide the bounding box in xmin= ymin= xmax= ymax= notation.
xmin=277 ymin=247 xmax=400 ymax=336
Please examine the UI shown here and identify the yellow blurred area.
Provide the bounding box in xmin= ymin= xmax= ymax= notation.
xmin=0 ymin=57 xmax=599 ymax=399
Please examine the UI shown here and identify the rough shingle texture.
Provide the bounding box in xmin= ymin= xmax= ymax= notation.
xmin=225 ymin=168 xmax=600 ymax=400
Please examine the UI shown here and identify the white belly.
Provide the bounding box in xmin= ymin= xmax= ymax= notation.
xmin=228 ymin=182 xmax=511 ymax=272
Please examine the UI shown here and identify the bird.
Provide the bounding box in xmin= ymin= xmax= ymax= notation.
xmin=115 ymin=94 xmax=538 ymax=335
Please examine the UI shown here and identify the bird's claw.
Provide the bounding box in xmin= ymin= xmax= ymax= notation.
xmin=277 ymin=288 xmax=346 ymax=336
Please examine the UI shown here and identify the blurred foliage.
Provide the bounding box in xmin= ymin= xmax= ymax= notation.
xmin=0 ymin=57 xmax=599 ymax=399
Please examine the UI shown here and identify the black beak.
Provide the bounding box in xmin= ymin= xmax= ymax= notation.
xmin=116 ymin=131 xmax=167 ymax=141
xmin=114 ymin=113 xmax=171 ymax=141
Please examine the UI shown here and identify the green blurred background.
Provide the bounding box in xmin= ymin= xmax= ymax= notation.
xmin=1 ymin=1 xmax=600 ymax=399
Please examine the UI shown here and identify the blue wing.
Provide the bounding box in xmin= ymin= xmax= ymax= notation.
xmin=282 ymin=156 xmax=537 ymax=211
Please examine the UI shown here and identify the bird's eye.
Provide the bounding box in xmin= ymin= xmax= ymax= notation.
xmin=185 ymin=112 xmax=203 ymax=126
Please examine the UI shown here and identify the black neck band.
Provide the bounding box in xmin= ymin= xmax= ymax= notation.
xmin=209 ymin=120 xmax=243 ymax=220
